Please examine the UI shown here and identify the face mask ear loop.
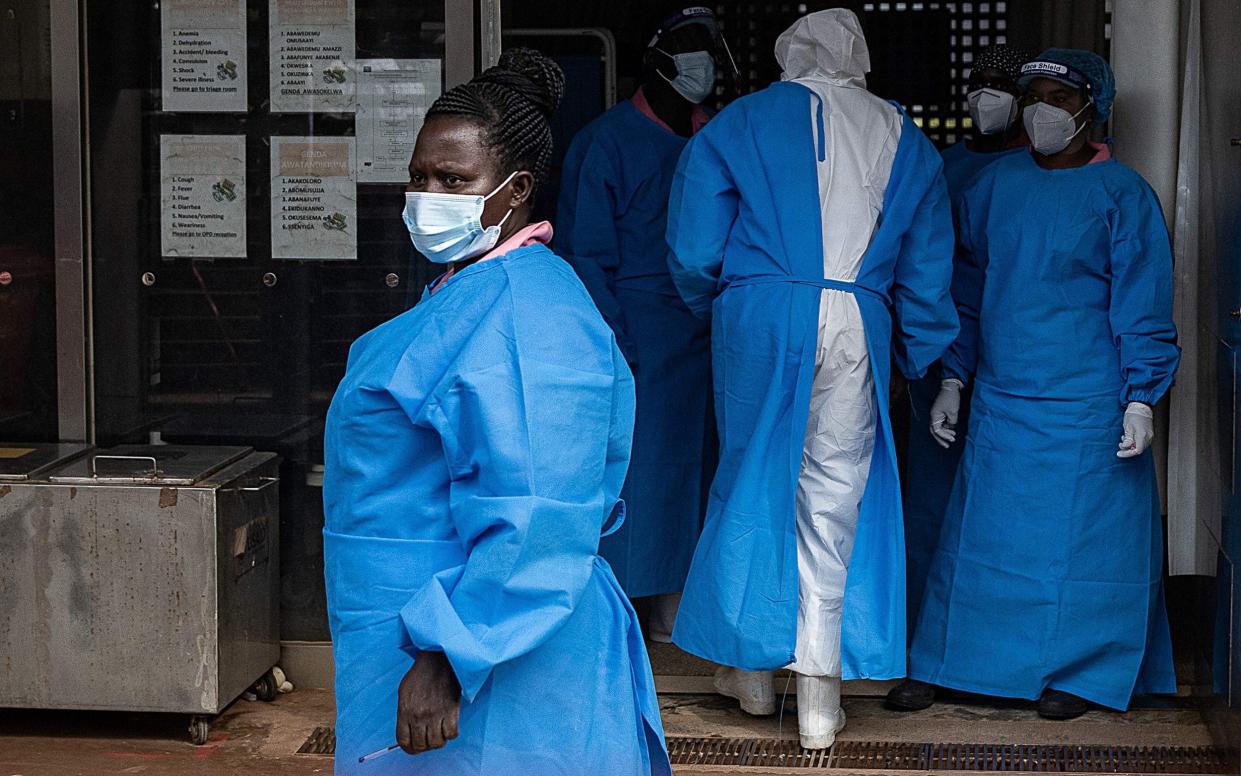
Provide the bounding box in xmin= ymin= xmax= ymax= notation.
xmin=484 ymin=170 xmax=521 ymax=201
xmin=484 ymin=172 xmax=520 ymax=232
xmin=1067 ymin=99 xmax=1095 ymax=142
xmin=652 ymin=47 xmax=681 ymax=86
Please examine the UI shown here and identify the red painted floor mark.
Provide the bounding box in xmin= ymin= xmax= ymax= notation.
xmin=194 ymin=732 xmax=231 ymax=758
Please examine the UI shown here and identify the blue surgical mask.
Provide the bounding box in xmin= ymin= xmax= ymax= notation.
xmin=656 ymin=48 xmax=715 ymax=104
xmin=402 ymin=171 xmax=518 ymax=264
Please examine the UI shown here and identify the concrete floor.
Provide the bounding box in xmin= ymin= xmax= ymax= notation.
xmin=647 ymin=641 xmax=1213 ymax=746
xmin=0 ymin=690 xmax=336 ymax=776
xmin=0 ymin=644 xmax=1215 ymax=775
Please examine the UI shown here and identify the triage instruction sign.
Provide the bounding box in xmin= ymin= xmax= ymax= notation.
xmin=161 ymin=0 xmax=248 ymax=112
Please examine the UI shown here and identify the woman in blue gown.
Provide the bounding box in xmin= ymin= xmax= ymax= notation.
xmin=895 ymin=49 xmax=1180 ymax=720
xmin=322 ymin=49 xmax=670 ymax=775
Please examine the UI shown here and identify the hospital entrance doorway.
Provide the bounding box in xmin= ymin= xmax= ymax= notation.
xmin=501 ymin=0 xmax=1238 ymax=761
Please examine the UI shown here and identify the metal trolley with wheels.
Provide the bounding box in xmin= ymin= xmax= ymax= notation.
xmin=0 ymin=444 xmax=281 ymax=744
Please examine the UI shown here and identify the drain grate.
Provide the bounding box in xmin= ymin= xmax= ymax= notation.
xmin=295 ymin=729 xmax=1234 ymax=772
xmin=665 ymin=738 xmax=1238 ymax=773
xmin=297 ymin=725 xmax=335 ymax=755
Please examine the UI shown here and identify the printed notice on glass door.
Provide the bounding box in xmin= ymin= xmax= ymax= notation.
xmin=271 ymin=136 xmax=357 ymax=260
xmin=160 ymin=135 xmax=247 ymax=258
xmin=356 ymin=59 xmax=441 ymax=183
xmin=161 ymin=0 xmax=248 ymax=112
xmin=269 ymin=0 xmax=356 ymax=113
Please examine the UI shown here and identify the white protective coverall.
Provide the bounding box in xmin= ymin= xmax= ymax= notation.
xmin=779 ymin=10 xmax=899 ymax=680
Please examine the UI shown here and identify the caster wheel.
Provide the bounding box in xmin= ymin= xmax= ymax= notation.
xmin=253 ymin=669 xmax=278 ymax=702
xmin=189 ymin=716 xmax=210 ymax=745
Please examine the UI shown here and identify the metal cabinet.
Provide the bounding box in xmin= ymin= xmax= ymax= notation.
xmin=0 ymin=444 xmax=280 ymax=742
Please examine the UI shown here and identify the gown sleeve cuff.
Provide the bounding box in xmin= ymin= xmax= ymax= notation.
xmin=1120 ymin=388 xmax=1165 ymax=408
xmin=399 ymin=568 xmax=494 ymax=703
xmin=940 ymin=366 xmax=969 ymax=386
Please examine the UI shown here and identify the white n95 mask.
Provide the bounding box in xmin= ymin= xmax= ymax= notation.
xmin=402 ymin=171 xmax=518 ymax=264
xmin=967 ymin=88 xmax=1018 ymax=135
xmin=1023 ymin=100 xmax=1092 ymax=156
xmin=656 ymin=49 xmax=716 ymax=104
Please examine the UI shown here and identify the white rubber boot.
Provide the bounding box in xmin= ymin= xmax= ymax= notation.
xmin=796 ymin=673 xmax=846 ymax=749
xmin=713 ymin=667 xmax=776 ymax=716
xmin=647 ymin=592 xmax=680 ymax=644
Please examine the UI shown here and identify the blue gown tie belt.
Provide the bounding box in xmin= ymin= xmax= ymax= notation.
xmin=727 ymin=274 xmax=886 ymax=304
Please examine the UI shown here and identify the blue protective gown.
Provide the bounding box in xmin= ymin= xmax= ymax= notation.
xmin=938 ymin=141 xmax=1020 ymax=197
xmin=557 ymin=99 xmax=713 ymax=598
xmin=665 ymin=81 xmax=958 ymax=677
xmin=908 ymin=151 xmax=1181 ymax=710
xmin=903 ymin=140 xmax=1023 ymax=633
xmin=323 ymin=244 xmax=670 ymax=775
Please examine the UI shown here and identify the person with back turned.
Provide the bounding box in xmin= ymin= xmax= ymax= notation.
xmin=665 ymin=9 xmax=958 ymax=749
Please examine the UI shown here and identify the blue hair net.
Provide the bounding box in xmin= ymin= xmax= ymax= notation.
xmin=1024 ymin=48 xmax=1115 ymax=122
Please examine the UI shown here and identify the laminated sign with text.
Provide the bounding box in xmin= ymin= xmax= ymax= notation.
xmin=269 ymin=0 xmax=357 ymax=113
xmin=161 ymin=0 xmax=248 ymax=112
xmin=271 ymin=136 xmax=358 ymax=260
xmin=160 ymin=135 xmax=248 ymax=257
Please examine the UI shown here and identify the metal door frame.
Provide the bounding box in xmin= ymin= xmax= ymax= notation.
xmin=446 ymin=0 xmax=478 ymax=87
xmin=51 ymin=0 xmax=90 ymax=443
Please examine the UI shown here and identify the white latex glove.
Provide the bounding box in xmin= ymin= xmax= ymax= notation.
xmin=929 ymin=379 xmax=964 ymax=449
xmin=1117 ymin=402 xmax=1154 ymax=459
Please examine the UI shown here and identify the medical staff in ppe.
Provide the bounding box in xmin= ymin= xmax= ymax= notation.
xmin=666 ymin=9 xmax=958 ymax=749
xmin=942 ymin=45 xmax=1032 ymax=193
xmin=323 ymin=49 xmax=670 ymax=775
xmin=903 ymin=44 xmax=1030 ymax=634
xmin=558 ymin=5 xmax=733 ymax=639
xmin=891 ymin=48 xmax=1180 ymax=721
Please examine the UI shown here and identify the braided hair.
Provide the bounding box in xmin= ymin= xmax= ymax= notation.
xmin=426 ymin=48 xmax=565 ymax=190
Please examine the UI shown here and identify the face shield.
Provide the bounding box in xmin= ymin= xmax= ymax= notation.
xmin=647 ymin=7 xmax=740 ymax=82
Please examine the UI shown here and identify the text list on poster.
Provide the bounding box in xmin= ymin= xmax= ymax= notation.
xmin=271 ymin=136 xmax=358 ymax=260
xmin=161 ymin=135 xmax=248 ymax=258
xmin=161 ymin=0 xmax=248 ymax=112
xmin=269 ymin=0 xmax=357 ymax=113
